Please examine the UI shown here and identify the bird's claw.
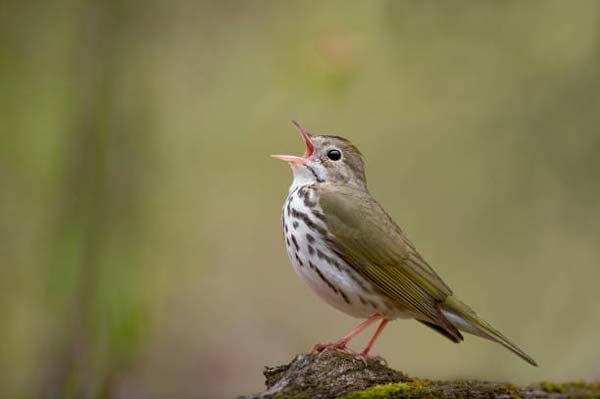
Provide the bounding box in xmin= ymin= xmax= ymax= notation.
xmin=310 ymin=342 xmax=386 ymax=365
xmin=310 ymin=340 xmax=354 ymax=356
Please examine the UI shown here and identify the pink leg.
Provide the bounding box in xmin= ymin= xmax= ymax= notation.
xmin=361 ymin=319 xmax=389 ymax=356
xmin=311 ymin=314 xmax=382 ymax=355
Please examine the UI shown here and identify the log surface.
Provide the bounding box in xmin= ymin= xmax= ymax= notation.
xmin=244 ymin=351 xmax=600 ymax=399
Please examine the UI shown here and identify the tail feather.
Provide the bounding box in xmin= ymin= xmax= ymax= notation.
xmin=418 ymin=319 xmax=463 ymax=343
xmin=441 ymin=296 xmax=538 ymax=367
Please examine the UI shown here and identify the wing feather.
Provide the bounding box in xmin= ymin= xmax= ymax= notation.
xmin=319 ymin=185 xmax=462 ymax=340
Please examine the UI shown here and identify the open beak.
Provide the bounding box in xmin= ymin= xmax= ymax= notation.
xmin=271 ymin=120 xmax=315 ymax=164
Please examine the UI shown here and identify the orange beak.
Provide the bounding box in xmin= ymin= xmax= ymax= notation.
xmin=272 ymin=120 xmax=314 ymax=164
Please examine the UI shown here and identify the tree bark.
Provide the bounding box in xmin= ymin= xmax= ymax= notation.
xmin=244 ymin=351 xmax=599 ymax=399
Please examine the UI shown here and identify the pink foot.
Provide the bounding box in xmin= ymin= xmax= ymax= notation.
xmin=310 ymin=340 xmax=359 ymax=356
xmin=309 ymin=341 xmax=387 ymax=364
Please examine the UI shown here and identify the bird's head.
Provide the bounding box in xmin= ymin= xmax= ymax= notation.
xmin=272 ymin=121 xmax=366 ymax=189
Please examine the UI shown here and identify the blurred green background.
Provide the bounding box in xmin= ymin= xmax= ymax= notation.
xmin=2 ymin=1 xmax=600 ymax=397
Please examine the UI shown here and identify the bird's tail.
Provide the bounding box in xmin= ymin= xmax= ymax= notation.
xmin=441 ymin=296 xmax=538 ymax=366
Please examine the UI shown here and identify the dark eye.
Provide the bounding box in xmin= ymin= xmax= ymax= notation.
xmin=327 ymin=149 xmax=342 ymax=161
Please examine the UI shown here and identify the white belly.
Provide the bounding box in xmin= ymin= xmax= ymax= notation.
xmin=281 ymin=184 xmax=410 ymax=320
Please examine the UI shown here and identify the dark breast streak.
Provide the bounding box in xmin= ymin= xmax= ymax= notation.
xmin=282 ymin=185 xmax=404 ymax=318
xmin=283 ymin=185 xmax=355 ymax=306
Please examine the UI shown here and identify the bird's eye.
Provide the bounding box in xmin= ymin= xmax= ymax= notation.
xmin=327 ymin=149 xmax=342 ymax=161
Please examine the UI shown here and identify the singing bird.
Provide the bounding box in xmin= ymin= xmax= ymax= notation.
xmin=272 ymin=121 xmax=537 ymax=366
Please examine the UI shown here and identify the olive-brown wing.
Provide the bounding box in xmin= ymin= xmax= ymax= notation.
xmin=318 ymin=186 xmax=461 ymax=340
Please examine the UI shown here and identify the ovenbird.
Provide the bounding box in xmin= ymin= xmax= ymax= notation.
xmin=272 ymin=121 xmax=537 ymax=366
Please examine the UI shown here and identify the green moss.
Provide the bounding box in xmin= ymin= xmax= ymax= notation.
xmin=341 ymin=383 xmax=409 ymax=399
xmin=569 ymin=381 xmax=588 ymax=389
xmin=493 ymin=384 xmax=522 ymax=399
xmin=313 ymin=378 xmax=600 ymax=399
xmin=540 ymin=382 xmax=565 ymax=393
xmin=406 ymin=378 xmax=431 ymax=390
xmin=563 ymin=381 xmax=600 ymax=390
xmin=537 ymin=381 xmax=600 ymax=399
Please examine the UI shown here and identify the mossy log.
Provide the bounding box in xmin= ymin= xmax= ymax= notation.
xmin=244 ymin=351 xmax=600 ymax=399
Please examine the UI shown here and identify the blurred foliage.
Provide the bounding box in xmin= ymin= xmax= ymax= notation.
xmin=1 ymin=1 xmax=600 ymax=397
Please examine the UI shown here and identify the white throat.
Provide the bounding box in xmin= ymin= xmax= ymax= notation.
xmin=289 ymin=163 xmax=320 ymax=192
